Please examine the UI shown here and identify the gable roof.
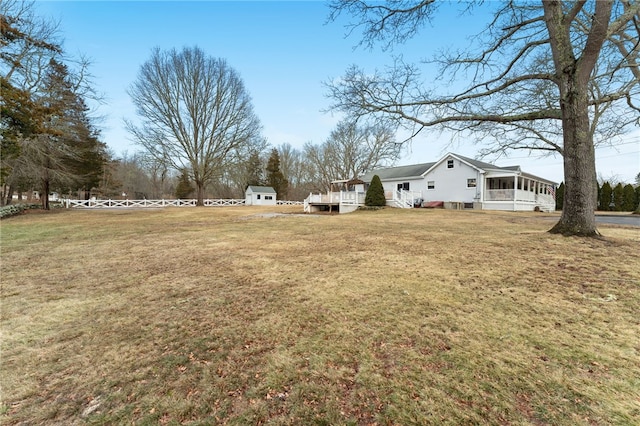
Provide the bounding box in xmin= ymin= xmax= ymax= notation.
xmin=453 ymin=154 xmax=509 ymax=172
xmin=360 ymin=162 xmax=436 ymax=182
xmin=246 ymin=185 xmax=276 ymax=193
xmin=358 ymin=153 xmax=555 ymax=184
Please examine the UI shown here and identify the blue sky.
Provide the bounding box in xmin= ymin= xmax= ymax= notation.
xmin=34 ymin=1 xmax=639 ymax=184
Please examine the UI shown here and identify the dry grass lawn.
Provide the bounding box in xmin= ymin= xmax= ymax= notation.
xmin=1 ymin=206 xmax=639 ymax=425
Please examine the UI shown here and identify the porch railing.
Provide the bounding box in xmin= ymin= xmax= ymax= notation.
xmin=485 ymin=190 xmax=554 ymax=204
xmin=391 ymin=189 xmax=422 ymax=208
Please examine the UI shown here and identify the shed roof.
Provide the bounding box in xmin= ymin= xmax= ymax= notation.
xmin=246 ymin=185 xmax=277 ymax=193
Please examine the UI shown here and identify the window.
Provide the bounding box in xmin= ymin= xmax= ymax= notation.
xmin=397 ymin=182 xmax=409 ymax=191
xmin=265 ymin=195 xmax=273 ymax=200
xmin=447 ymin=159 xmax=454 ymax=168
xmin=467 ymin=178 xmax=476 ymax=188
xmin=257 ymin=194 xmax=261 ymax=199
xmin=427 ymin=181 xmax=435 ymax=190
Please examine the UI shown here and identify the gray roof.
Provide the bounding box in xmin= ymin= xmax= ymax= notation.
xmin=454 ymin=154 xmax=507 ymax=171
xmin=358 ymin=153 xmax=555 ymax=184
xmin=246 ymin=185 xmax=276 ymax=193
xmin=360 ymin=162 xmax=436 ymax=182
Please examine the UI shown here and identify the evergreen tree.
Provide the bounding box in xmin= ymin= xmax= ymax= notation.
xmin=555 ymin=182 xmax=564 ymax=211
xmin=365 ymin=175 xmax=386 ymax=207
xmin=266 ymin=148 xmax=288 ymax=199
xmin=599 ymin=182 xmax=612 ymax=211
xmin=612 ymin=183 xmax=624 ymax=211
xmin=0 ymin=78 xmax=33 ymax=202
xmin=635 ymin=185 xmax=640 ymax=214
xmin=622 ymin=184 xmax=635 ymax=211
xmin=56 ymin=94 xmax=108 ymax=199
xmin=21 ymin=59 xmax=106 ymax=209
xmin=175 ymin=169 xmax=194 ymax=199
xmin=245 ymin=151 xmax=264 ymax=187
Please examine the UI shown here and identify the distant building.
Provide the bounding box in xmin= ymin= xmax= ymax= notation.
xmin=245 ymin=186 xmax=277 ymax=206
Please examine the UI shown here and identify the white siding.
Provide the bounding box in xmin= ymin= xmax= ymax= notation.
xmin=381 ymin=178 xmax=426 ymax=198
xmin=422 ymin=156 xmax=482 ymax=203
xmin=245 ymin=189 xmax=277 ymax=206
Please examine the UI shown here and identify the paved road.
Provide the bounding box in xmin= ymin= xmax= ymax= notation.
xmin=595 ymin=214 xmax=640 ymax=227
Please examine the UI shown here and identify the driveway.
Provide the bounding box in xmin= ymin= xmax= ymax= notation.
xmin=595 ymin=214 xmax=640 ymax=227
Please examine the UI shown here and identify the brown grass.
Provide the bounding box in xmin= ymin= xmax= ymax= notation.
xmin=1 ymin=206 xmax=639 ymax=425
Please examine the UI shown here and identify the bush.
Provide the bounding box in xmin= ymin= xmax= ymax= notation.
xmin=175 ymin=169 xmax=195 ymax=199
xmin=0 ymin=203 xmax=41 ymax=220
xmin=365 ymin=175 xmax=386 ymax=207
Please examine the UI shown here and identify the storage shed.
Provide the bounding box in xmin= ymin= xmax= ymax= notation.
xmin=245 ymin=186 xmax=277 ymax=206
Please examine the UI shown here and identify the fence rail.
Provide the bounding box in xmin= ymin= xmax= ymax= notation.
xmin=63 ymin=199 xmax=302 ymax=209
xmin=276 ymin=200 xmax=303 ymax=205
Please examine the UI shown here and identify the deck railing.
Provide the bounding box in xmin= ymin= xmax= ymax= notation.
xmin=303 ymin=189 xmax=419 ymax=212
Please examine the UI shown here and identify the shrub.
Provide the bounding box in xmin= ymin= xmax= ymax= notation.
xmin=175 ymin=169 xmax=195 ymax=199
xmin=365 ymin=175 xmax=386 ymax=207
xmin=0 ymin=203 xmax=42 ymax=220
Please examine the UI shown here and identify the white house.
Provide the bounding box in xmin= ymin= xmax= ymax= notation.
xmin=304 ymin=153 xmax=556 ymax=213
xmin=245 ymin=186 xmax=277 ymax=206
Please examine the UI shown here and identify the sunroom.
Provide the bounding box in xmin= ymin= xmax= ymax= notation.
xmin=484 ymin=172 xmax=556 ymax=211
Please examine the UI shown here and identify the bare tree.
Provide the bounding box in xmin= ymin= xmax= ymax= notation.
xmin=277 ymin=143 xmax=312 ymax=200
xmin=137 ymin=150 xmax=173 ymax=198
xmin=327 ymin=0 xmax=640 ymax=237
xmin=304 ymin=120 xmax=400 ymax=191
xmin=126 ymin=46 xmax=263 ymax=206
xmin=212 ymin=137 xmax=269 ymax=198
xmin=0 ymin=0 xmax=62 ymax=84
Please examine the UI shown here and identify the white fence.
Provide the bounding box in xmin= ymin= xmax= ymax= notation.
xmin=63 ymin=199 xmax=302 ymax=209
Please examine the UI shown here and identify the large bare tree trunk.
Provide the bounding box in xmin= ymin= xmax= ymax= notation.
xmin=544 ymin=0 xmax=611 ymax=237
xmin=195 ymin=181 xmax=205 ymax=207
xmin=549 ymin=76 xmax=599 ymax=236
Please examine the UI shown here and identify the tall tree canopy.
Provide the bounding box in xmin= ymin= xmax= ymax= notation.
xmin=266 ymin=148 xmax=289 ymax=200
xmin=328 ymin=0 xmax=640 ymax=237
xmin=127 ymin=46 xmax=263 ymax=206
xmin=1 ymin=0 xmax=106 ymax=207
xmin=304 ymin=120 xmax=400 ymax=191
